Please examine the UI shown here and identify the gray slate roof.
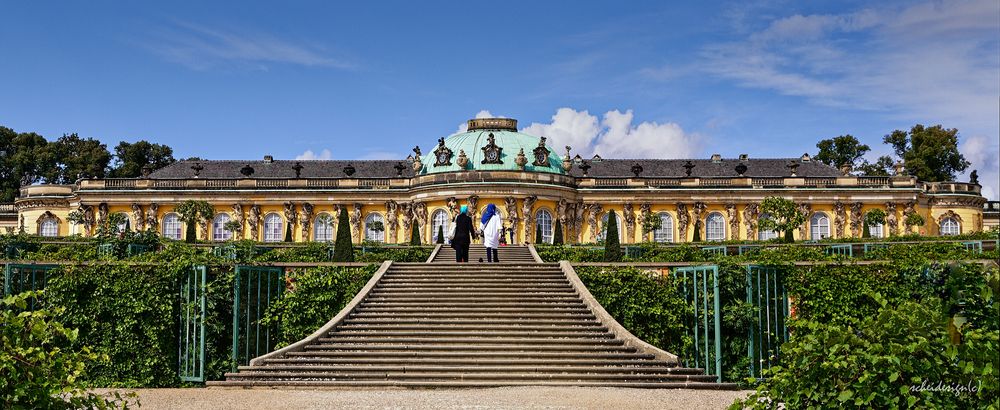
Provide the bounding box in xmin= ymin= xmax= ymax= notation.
xmin=148 ymin=158 xmax=841 ymax=179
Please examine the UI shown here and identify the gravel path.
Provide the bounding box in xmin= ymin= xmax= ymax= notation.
xmin=108 ymin=387 xmax=750 ymax=409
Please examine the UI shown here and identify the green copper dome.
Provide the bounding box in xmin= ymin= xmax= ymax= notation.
xmin=418 ymin=120 xmax=567 ymax=175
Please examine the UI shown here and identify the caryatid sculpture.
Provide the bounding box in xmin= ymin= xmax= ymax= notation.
xmin=445 ymin=197 xmax=460 ymax=218
xmin=639 ymin=203 xmax=652 ymax=242
xmin=743 ymin=203 xmax=760 ymax=240
xmin=146 ymin=203 xmax=159 ymax=232
xmin=351 ymin=203 xmax=363 ymax=242
xmin=248 ymin=205 xmax=261 ymax=241
xmin=676 ymin=203 xmax=690 ymax=240
xmin=574 ymin=201 xmax=586 ymax=243
xmin=131 ymin=203 xmax=145 ymax=231
xmin=849 ymin=202 xmax=863 ymax=237
xmin=504 ymin=197 xmax=520 ymax=238
xmin=283 ymin=202 xmax=298 ymax=240
xmin=833 ymin=201 xmax=846 ymax=238
xmin=414 ymin=202 xmax=428 ymax=243
xmin=587 ymin=203 xmax=604 ymax=243
xmin=521 ymin=195 xmax=537 ymax=241
xmin=725 ymin=203 xmax=739 ymax=240
xmin=622 ymin=202 xmax=636 ymax=243
xmin=399 ymin=202 xmax=414 ymax=239
xmin=466 ymin=195 xmax=479 ymax=222
xmin=903 ymin=201 xmax=916 ymax=234
xmin=299 ymin=202 xmax=314 ymax=241
xmin=885 ymin=202 xmax=898 ymax=236
xmin=797 ymin=203 xmax=811 ymax=239
xmin=385 ymin=201 xmax=399 ymax=243
xmin=231 ymin=203 xmax=244 ymax=239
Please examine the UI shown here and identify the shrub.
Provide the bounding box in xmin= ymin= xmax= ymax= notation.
xmin=332 ymin=208 xmax=354 ymax=262
xmin=436 ymin=225 xmax=444 ymax=244
xmin=604 ymin=210 xmax=622 ymax=262
xmin=410 ymin=224 xmax=421 ymax=245
xmin=553 ymin=219 xmax=563 ymax=245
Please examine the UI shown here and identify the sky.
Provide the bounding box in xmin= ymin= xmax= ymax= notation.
xmin=1 ymin=0 xmax=998 ymax=198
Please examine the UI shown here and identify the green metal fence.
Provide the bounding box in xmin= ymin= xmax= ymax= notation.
xmin=232 ymin=265 xmax=285 ymax=370
xmin=962 ymin=241 xmax=982 ymax=253
xmin=826 ymin=244 xmax=853 ymax=257
xmin=746 ymin=265 xmax=790 ymax=379
xmin=863 ymin=243 xmax=889 ymax=254
xmin=178 ymin=265 xmax=207 ymax=382
xmin=675 ymin=265 xmax=722 ymax=381
xmin=738 ymin=245 xmax=760 ymax=256
xmin=3 ymin=264 xmax=57 ymax=311
xmin=702 ymin=246 xmax=727 ymax=256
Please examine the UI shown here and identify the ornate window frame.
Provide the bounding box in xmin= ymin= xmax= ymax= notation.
xmin=810 ymin=212 xmax=831 ymax=240
xmin=212 ymin=213 xmax=233 ymax=241
xmin=706 ymin=212 xmax=726 ymax=242
xmin=263 ymin=213 xmax=284 ymax=242
xmin=654 ymin=212 xmax=674 ymax=243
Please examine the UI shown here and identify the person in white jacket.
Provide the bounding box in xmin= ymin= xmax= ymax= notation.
xmin=479 ymin=203 xmax=503 ymax=263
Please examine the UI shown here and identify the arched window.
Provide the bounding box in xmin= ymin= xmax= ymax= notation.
xmin=365 ymin=213 xmax=385 ymax=242
xmin=115 ymin=213 xmax=130 ymax=233
xmin=706 ymin=212 xmax=726 ymax=241
xmin=940 ymin=217 xmax=960 ymax=236
xmin=810 ymin=212 xmax=830 ymax=240
xmin=868 ymin=221 xmax=883 ymax=238
xmin=314 ymin=213 xmax=334 ymax=242
xmin=263 ymin=213 xmax=283 ymax=242
xmin=431 ymin=209 xmax=450 ymax=243
xmin=654 ymin=212 xmax=673 ymax=243
xmin=599 ymin=213 xmax=624 ymax=242
xmin=536 ymin=209 xmax=553 ymax=244
xmin=39 ymin=218 xmax=59 ymax=237
xmin=212 ymin=213 xmax=232 ymax=241
xmin=757 ymin=213 xmax=778 ymax=241
xmin=162 ymin=213 xmax=182 ymax=240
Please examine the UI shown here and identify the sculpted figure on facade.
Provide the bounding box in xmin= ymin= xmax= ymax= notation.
xmin=885 ymin=202 xmax=898 ymax=237
xmin=467 ymin=195 xmax=479 ymax=222
xmin=399 ymin=202 xmax=414 ymax=237
xmin=504 ymin=197 xmax=520 ymax=234
xmin=725 ymin=203 xmax=739 ymax=240
xmin=145 ymin=203 xmax=159 ymax=232
xmin=743 ymin=202 xmax=760 ymax=240
xmin=797 ymin=203 xmax=811 ymax=238
xmin=130 ymin=203 xmax=145 ymax=231
xmin=676 ymin=203 xmax=690 ymax=240
xmin=283 ymin=202 xmax=298 ymax=240
xmin=556 ymin=198 xmax=567 ymax=227
xmin=384 ymin=201 xmax=399 ymax=244
xmin=414 ymin=202 xmax=428 ymax=243
xmin=587 ymin=203 xmax=604 ymax=242
xmin=522 ymin=195 xmax=537 ymax=241
xmin=833 ymin=201 xmax=846 ymax=238
xmin=903 ymin=201 xmax=916 ymax=233
xmin=76 ymin=205 xmax=96 ymax=236
xmin=574 ymin=201 xmax=586 ymax=243
xmin=230 ymin=204 xmax=244 ymax=239
xmin=445 ymin=197 xmax=460 ymax=218
xmin=97 ymin=203 xmax=109 ymax=226
xmin=692 ymin=202 xmax=707 ymax=239
xmin=248 ymin=205 xmax=261 ymax=241
xmin=638 ymin=203 xmax=651 ymax=242
xmin=299 ymin=202 xmax=314 ymax=241
xmin=350 ymin=203 xmax=363 ymax=242
xmin=849 ymin=202 xmax=863 ymax=237
xmin=622 ymin=202 xmax=636 ymax=244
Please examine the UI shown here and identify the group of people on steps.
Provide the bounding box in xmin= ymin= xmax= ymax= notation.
xmin=449 ymin=203 xmax=506 ymax=263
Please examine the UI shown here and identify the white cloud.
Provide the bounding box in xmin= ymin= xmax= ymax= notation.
xmin=522 ymin=108 xmax=701 ymax=159
xmin=296 ymin=149 xmax=332 ymax=160
xmin=146 ymin=21 xmax=354 ymax=70
xmin=455 ymin=110 xmax=503 ymax=133
xmin=960 ymin=134 xmax=1000 ymax=200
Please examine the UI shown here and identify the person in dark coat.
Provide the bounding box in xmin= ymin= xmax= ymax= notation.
xmin=451 ymin=205 xmax=477 ymax=262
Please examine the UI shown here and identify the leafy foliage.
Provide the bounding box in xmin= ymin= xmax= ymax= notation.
xmin=410 ymin=224 xmax=421 ymax=246
xmin=906 ymin=213 xmax=926 ymax=228
xmin=604 ymin=210 xmax=622 ymax=262
xmin=758 ymin=197 xmax=805 ymax=243
xmin=1 ymin=291 xmax=138 ymax=409
xmin=884 ymin=124 xmax=970 ymax=182
xmin=332 ymin=207 xmax=354 ymax=262
xmin=108 ymin=140 xmax=176 ymax=178
xmin=814 ymin=134 xmax=870 ymax=171
xmin=553 ymin=219 xmax=564 ymax=245
xmin=174 ymin=200 xmax=214 ymax=243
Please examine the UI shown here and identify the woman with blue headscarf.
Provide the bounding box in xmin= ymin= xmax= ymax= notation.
xmin=479 ymin=203 xmax=503 ymax=263
xmin=450 ymin=204 xmax=477 ymax=262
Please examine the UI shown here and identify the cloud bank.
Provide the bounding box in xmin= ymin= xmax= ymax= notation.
xmin=521 ymin=108 xmax=700 ymax=159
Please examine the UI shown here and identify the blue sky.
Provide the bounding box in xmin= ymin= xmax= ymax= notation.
xmin=2 ymin=1 xmax=998 ymax=197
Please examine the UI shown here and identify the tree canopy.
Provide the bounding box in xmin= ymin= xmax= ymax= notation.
xmin=883 ymin=124 xmax=970 ymax=182
xmin=109 ymin=140 xmax=176 ymax=178
xmin=815 ymin=135 xmax=870 ymax=169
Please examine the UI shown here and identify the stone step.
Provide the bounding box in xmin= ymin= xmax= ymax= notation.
xmin=337 ymin=324 xmax=606 ymax=332
xmin=348 ymin=312 xmax=596 ymax=319
xmin=342 ymin=318 xmax=595 ymax=325
xmin=375 ymin=284 xmax=574 ymax=290
xmin=235 ymin=364 xmax=703 ymax=375
xmin=367 ymin=290 xmax=578 ymax=296
xmin=362 ymin=296 xmax=583 ymax=303
xmin=208 ymin=380 xmax=737 ymax=389
xmin=266 ymin=356 xmax=670 ymax=365
xmin=355 ymin=306 xmax=589 ymax=313
xmin=221 ymin=372 xmax=720 ymax=383
xmin=379 ymin=278 xmax=568 ymax=283
xmin=357 ymin=302 xmax=586 ymax=308
xmin=325 ymin=330 xmax=613 ymax=338
xmin=314 ymin=337 xmax=625 ymax=345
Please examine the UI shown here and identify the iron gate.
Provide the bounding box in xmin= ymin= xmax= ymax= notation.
xmin=746 ymin=265 xmax=790 ymax=379
xmin=3 ymin=264 xmax=57 ymax=311
xmin=178 ymin=265 xmax=207 ymax=382
xmin=232 ymin=266 xmax=285 ymax=370
xmin=675 ymin=265 xmax=722 ymax=381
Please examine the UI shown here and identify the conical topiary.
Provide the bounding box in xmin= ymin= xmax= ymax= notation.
xmin=692 ymin=221 xmax=702 ymax=242
xmin=410 ymin=224 xmax=421 ymax=245
xmin=535 ymin=223 xmax=543 ymax=244
xmin=185 ymin=222 xmax=197 ymax=243
xmin=332 ymin=207 xmax=354 ymax=262
xmin=862 ymin=222 xmax=871 ymax=238
xmin=436 ymin=225 xmax=444 ymax=244
xmin=284 ymin=223 xmax=292 ymax=242
xmin=783 ymin=229 xmax=794 ymax=243
xmin=553 ymin=219 xmax=563 ymax=245
xmin=604 ymin=210 xmax=622 ymax=262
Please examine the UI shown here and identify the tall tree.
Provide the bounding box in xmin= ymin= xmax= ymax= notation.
xmin=856 ymin=155 xmax=895 ymax=176
xmin=883 ymin=124 xmax=970 ymax=182
xmin=603 ymin=210 xmax=622 ymax=262
xmin=49 ymin=134 xmax=111 ymax=183
xmin=109 ymin=140 xmax=175 ymax=178
xmin=815 ymin=135 xmax=871 ymax=170
xmin=332 ymin=207 xmax=354 ymax=261
xmin=758 ymin=197 xmax=807 ymax=243
xmin=0 ymin=127 xmax=57 ymax=202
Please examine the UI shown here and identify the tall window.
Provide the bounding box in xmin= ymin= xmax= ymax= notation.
xmin=654 ymin=212 xmax=673 ymax=243
xmin=536 ymin=209 xmax=553 ymax=244
xmin=39 ymin=218 xmax=59 ymax=237
xmin=868 ymin=221 xmax=883 ymax=238
xmin=757 ymin=213 xmax=778 ymax=241
xmin=263 ymin=213 xmax=283 ymax=242
xmin=212 ymin=213 xmax=233 ymax=241
xmin=365 ymin=213 xmax=385 ymax=242
xmin=314 ymin=213 xmax=334 ymax=242
xmin=598 ymin=213 xmax=622 ymax=242
xmin=162 ymin=213 xmax=182 ymax=240
xmin=940 ymin=217 xmax=960 ymax=236
xmin=706 ymin=212 xmax=726 ymax=241
xmin=810 ymin=212 xmax=830 ymax=240
xmin=431 ymin=209 xmax=450 ymax=243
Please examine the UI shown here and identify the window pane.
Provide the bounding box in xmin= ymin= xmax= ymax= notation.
xmin=706 ymin=212 xmax=725 ymax=241
xmin=654 ymin=213 xmax=673 ymax=243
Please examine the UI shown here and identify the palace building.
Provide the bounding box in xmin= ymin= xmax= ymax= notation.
xmin=9 ymin=118 xmax=990 ymax=244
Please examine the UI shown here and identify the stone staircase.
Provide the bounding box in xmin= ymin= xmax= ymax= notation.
xmin=432 ymin=244 xmax=540 ymax=263
xmin=210 ymin=246 xmax=735 ymax=389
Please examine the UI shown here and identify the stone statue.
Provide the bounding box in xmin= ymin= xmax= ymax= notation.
xmin=849 ymin=202 xmax=863 ymax=237
xmin=574 ymin=201 xmax=586 ymax=243
xmin=231 ymin=204 xmax=244 ymax=239
xmin=725 ymin=203 xmax=739 ymax=240
xmin=385 ymin=200 xmax=399 ymax=244
xmin=445 ymin=197 xmax=460 ymax=218
xmin=587 ymin=203 xmax=604 ymax=243
xmin=743 ymin=202 xmax=760 ymax=240
xmin=467 ymin=195 xmax=479 ymax=222
xmin=515 ymin=148 xmax=528 ymax=170
xmin=131 ymin=203 xmax=145 ymax=231
xmin=676 ymin=203 xmax=690 ymax=240
xmin=797 ymin=203 xmax=811 ymax=239
xmin=414 ymin=202 xmax=428 ymax=243
xmin=283 ymin=203 xmax=298 ymax=240
xmin=399 ymin=202 xmax=414 ymax=237
xmin=970 ymin=170 xmax=979 ymax=185
xmin=18 ymin=214 xmax=25 ymax=233
xmin=412 ymin=146 xmax=423 ymax=173
xmin=351 ymin=203 xmax=362 ymax=242
xmin=505 ymin=197 xmax=520 ymax=237
xmin=623 ymin=202 xmax=636 ymax=244
xmin=456 ymin=150 xmax=469 ymax=169
xmin=300 ymin=202 xmax=314 ymax=241
xmin=639 ymin=203 xmax=652 ymax=242
xmin=903 ymin=201 xmax=916 ymax=234
xmin=833 ymin=201 xmax=846 ymax=238
xmin=248 ymin=205 xmax=261 ymax=241
xmin=556 ymin=198 xmax=568 ymax=231
xmin=522 ymin=195 xmax=537 ymax=241
xmin=146 ymin=203 xmax=159 ymax=232
xmin=885 ymin=202 xmax=898 ymax=236
xmin=97 ymin=203 xmax=109 ymax=225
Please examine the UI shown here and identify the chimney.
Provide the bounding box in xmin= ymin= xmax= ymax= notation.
xmin=800 ymin=153 xmax=811 ymax=162
xmin=739 ymin=154 xmax=748 ymax=161
xmin=711 ymin=153 xmax=722 ymax=163
xmin=263 ymin=155 xmax=274 ymax=163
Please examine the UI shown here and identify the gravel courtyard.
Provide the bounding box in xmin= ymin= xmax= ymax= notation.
xmin=116 ymin=387 xmax=751 ymax=409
